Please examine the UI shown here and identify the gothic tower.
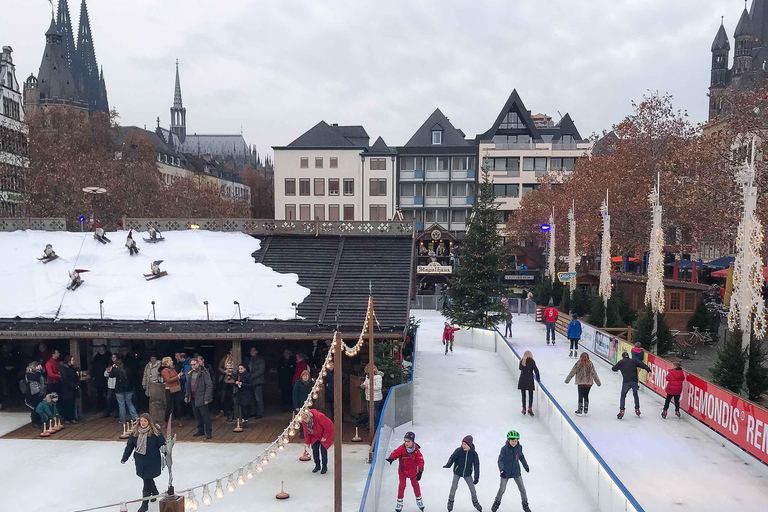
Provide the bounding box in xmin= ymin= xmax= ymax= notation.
xmin=170 ymin=60 xmax=187 ymax=144
xmin=56 ymin=0 xmax=77 ymax=73
xmin=710 ymin=19 xmax=730 ymax=119
xmin=734 ymin=7 xmax=755 ymax=75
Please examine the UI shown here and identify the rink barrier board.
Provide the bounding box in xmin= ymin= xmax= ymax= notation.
xmin=556 ymin=319 xmax=768 ymax=466
xmin=453 ymin=326 xmax=645 ymax=512
xmin=358 ymin=327 xmax=417 ymax=512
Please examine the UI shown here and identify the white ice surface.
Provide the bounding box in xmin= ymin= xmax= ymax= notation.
xmin=508 ymin=314 xmax=768 ymax=511
xmin=0 ymin=230 xmax=309 ymax=320
xmin=0 ymin=413 xmax=369 ymax=512
xmin=375 ymin=311 xmax=598 ymax=512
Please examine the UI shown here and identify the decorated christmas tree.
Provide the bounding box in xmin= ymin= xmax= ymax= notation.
xmin=443 ymin=167 xmax=507 ymax=328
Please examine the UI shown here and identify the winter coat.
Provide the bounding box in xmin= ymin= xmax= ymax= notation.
xmin=186 ymin=368 xmax=214 ymax=406
xmin=45 ymin=358 xmax=61 ymax=384
xmin=612 ymin=357 xmax=651 ymax=383
xmin=247 ymin=355 xmax=266 ymax=386
xmin=544 ymin=307 xmax=558 ymax=323
xmin=292 ymin=378 xmax=313 ymax=409
xmin=302 ymin=409 xmax=334 ymax=450
xmin=361 ymin=372 xmax=383 ymax=402
xmin=631 ymin=347 xmax=644 ymax=364
xmin=442 ymin=326 xmax=459 ymax=344
xmin=324 ymin=368 xmax=349 ymax=401
xmin=60 ymin=364 xmax=80 ymax=401
xmin=517 ymin=359 xmax=541 ymax=391
xmin=567 ymin=320 xmax=582 ymax=339
xmin=219 ymin=355 xmax=235 ymax=385
xmin=91 ymin=352 xmax=112 ymax=387
xmin=142 ymin=361 xmax=164 ymax=399
xmin=110 ymin=365 xmax=133 ymax=393
xmin=24 ymin=371 xmax=46 ymax=400
xmin=293 ymin=360 xmax=308 ymax=386
xmin=235 ymin=370 xmax=254 ymax=407
xmin=35 ymin=399 xmax=58 ymax=418
xmin=497 ymin=442 xmax=528 ymax=479
xmin=278 ymin=357 xmax=296 ymax=390
xmin=389 ymin=443 xmax=425 ymax=478
xmin=444 ymin=446 xmax=479 ymax=478
xmin=665 ymin=367 xmax=686 ymax=395
xmin=565 ymin=362 xmax=601 ymax=387
xmin=122 ymin=431 xmax=166 ymax=479
xmin=161 ymin=367 xmax=181 ymax=393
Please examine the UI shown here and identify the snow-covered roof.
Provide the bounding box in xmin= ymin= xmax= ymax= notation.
xmin=0 ymin=230 xmax=309 ymax=321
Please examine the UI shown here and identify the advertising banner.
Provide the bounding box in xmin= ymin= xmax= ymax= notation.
xmin=580 ymin=323 xmax=596 ymax=352
xmin=645 ymin=353 xmax=768 ymax=465
xmin=593 ymin=330 xmax=616 ymax=361
xmin=617 ymin=339 xmax=646 ymax=381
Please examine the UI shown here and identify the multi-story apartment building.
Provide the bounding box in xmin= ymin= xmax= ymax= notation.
xmin=397 ymin=109 xmax=477 ymax=232
xmin=476 ymin=90 xmax=592 ymax=232
xmin=273 ymin=121 xmax=395 ymax=221
xmin=0 ymin=46 xmax=28 ymax=217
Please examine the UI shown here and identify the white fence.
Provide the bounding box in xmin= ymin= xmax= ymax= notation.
xmin=454 ymin=327 xmax=645 ymax=512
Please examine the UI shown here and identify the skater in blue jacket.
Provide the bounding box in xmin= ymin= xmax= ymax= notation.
xmin=567 ymin=313 xmax=582 ymax=358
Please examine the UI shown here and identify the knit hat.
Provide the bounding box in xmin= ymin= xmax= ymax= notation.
xmin=404 ymin=431 xmax=415 ymax=442
xmin=462 ymin=435 xmax=474 ymax=448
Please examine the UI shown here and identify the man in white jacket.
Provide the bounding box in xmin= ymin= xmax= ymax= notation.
xmin=361 ymin=364 xmax=383 ymax=430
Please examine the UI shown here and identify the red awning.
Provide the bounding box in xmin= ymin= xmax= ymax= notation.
xmin=711 ymin=266 xmax=768 ymax=279
xmin=611 ymin=256 xmax=638 ymax=263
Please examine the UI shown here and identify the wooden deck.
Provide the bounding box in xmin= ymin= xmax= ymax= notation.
xmin=1 ymin=411 xmax=371 ymax=445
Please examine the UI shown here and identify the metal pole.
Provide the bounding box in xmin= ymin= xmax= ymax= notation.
xmin=333 ymin=331 xmax=343 ymax=512
xmin=367 ymin=296 xmax=375 ymax=442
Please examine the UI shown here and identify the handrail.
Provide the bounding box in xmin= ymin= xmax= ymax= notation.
xmin=495 ymin=328 xmax=646 ymax=512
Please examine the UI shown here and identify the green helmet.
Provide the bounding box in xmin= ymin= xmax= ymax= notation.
xmin=506 ymin=430 xmax=520 ymax=440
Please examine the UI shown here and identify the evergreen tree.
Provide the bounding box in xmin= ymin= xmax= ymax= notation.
xmin=560 ymin=284 xmax=571 ymax=313
xmin=444 ymin=168 xmax=507 ymax=328
xmin=711 ymin=329 xmax=746 ymax=395
xmin=632 ymin=307 xmax=674 ymax=354
xmin=551 ymin=276 xmax=564 ymax=307
xmin=746 ymin=337 xmax=768 ymax=401
xmin=687 ymin=302 xmax=712 ymax=333
xmin=570 ymin=288 xmax=590 ymax=317
xmin=532 ymin=277 xmax=554 ymax=306
xmin=588 ymin=294 xmax=605 ymax=327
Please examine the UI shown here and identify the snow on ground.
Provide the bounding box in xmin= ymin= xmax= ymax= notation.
xmin=374 ymin=311 xmax=598 ymax=512
xmin=509 ymin=314 xmax=768 ymax=511
xmin=0 ymin=411 xmax=30 ymax=437
xmin=0 ymin=230 xmax=309 ymax=320
xmin=0 ymin=420 xmax=369 ymax=512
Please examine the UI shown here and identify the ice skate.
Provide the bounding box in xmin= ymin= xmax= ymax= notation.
xmin=491 ymin=500 xmax=500 ymax=512
xmin=521 ymin=407 xmax=526 ymax=415
xmin=575 ymin=407 xmax=583 ymax=415
xmin=522 ymin=501 xmax=531 ymax=512
xmin=617 ymin=409 xmax=624 ymax=419
xmin=527 ymin=407 xmax=534 ymax=417
xmin=583 ymin=405 xmax=588 ymax=415
xmin=569 ymin=349 xmax=573 ymax=357
xmin=396 ymin=498 xmax=404 ymax=512
xmin=447 ymin=499 xmax=454 ymax=511
xmin=635 ymin=408 xmax=641 ymax=417
xmin=675 ymin=410 xmax=681 ymax=418
xmin=546 ymin=340 xmax=550 ymax=345
xmin=416 ymin=495 xmax=425 ymax=511
xmin=661 ymin=410 xmax=667 ymax=419
xmin=472 ymin=499 xmax=482 ymax=511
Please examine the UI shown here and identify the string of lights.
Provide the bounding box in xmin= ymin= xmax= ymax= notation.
xmin=548 ymin=208 xmax=555 ymax=280
xmin=567 ymin=200 xmax=576 ymax=292
xmin=598 ymin=192 xmax=612 ymax=311
xmin=339 ymin=296 xmax=379 ymax=357
xmin=644 ymin=176 xmax=665 ymax=314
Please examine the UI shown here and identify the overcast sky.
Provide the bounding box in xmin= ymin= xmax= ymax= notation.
xmin=2 ymin=0 xmax=741 ymax=154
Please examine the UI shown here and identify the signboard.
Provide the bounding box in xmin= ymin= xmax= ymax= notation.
xmin=504 ymin=274 xmax=535 ymax=281
xmin=0 ymin=191 xmax=24 ymax=203
xmin=580 ymin=323 xmax=596 ymax=352
xmin=557 ymin=271 xmax=577 ymax=283
xmin=593 ymin=330 xmax=617 ymax=361
xmin=417 ymin=265 xmax=452 ymax=274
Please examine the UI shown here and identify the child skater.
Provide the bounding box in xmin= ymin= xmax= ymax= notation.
xmin=662 ymin=359 xmax=686 ymax=418
xmin=387 ymin=431 xmax=425 ymax=511
xmin=492 ymin=430 xmax=530 ymax=512
xmin=443 ymin=435 xmax=482 ymax=511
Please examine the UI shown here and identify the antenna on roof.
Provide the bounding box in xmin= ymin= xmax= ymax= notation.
xmin=721 ymin=15 xmax=724 ymax=26
xmin=556 ymin=110 xmax=563 ymax=121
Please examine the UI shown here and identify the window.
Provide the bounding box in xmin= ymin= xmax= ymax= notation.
xmin=499 ymin=111 xmax=524 ymax=129
xmin=300 ymin=204 xmax=311 ymax=220
xmin=400 ymin=183 xmax=423 ymax=197
xmin=369 ymin=178 xmax=387 ymax=196
xmin=329 ymin=204 xmax=340 ymax=221
xmin=370 ymin=205 xmax=387 ymax=221
xmin=491 ymin=157 xmax=520 ymax=173
xmin=451 ymin=183 xmax=467 ymax=196
xmin=432 ymin=130 xmax=442 ymax=144
xmin=523 ymin=157 xmax=547 ymax=175
xmin=561 ymin=135 xmax=574 ymax=144
xmin=2 ymin=98 xmax=20 ymax=121
xmin=551 ymin=157 xmax=576 ymax=171
xmin=425 ymin=157 xmax=437 ymax=171
xmin=684 ymin=292 xmax=696 ymax=311
xmin=451 ymin=157 xmax=466 ymax=170
xmin=285 ymin=204 xmax=296 ymax=220
xmin=521 ymin=184 xmax=539 ymax=197
xmin=425 ymin=183 xmax=449 ymax=197
xmin=669 ymin=292 xmax=681 ymax=311
xmin=370 ymin=158 xmax=387 ymax=170
xmin=400 ymin=157 xmax=414 ymax=171
xmin=299 ymin=178 xmax=310 ymax=196
xmin=414 ymin=157 xmax=424 ymax=170
xmin=343 ymin=204 xmax=355 ymax=221
xmin=330 ymin=157 xmax=338 ymax=168
xmin=343 ymin=178 xmax=354 ymax=195
xmin=451 ymin=210 xmax=467 ymax=223
xmin=329 ymin=178 xmax=339 ymax=196
xmin=314 ymin=204 xmax=325 ymax=220
xmin=300 ymin=157 xmax=308 ymax=168
xmin=493 ymin=184 xmax=519 ymax=198
xmin=437 ymin=157 xmax=449 ymax=171
xmin=284 ymin=178 xmax=296 ymax=196
xmin=315 ymin=157 xmax=323 ymax=168
xmin=314 ymin=178 xmax=325 ymax=196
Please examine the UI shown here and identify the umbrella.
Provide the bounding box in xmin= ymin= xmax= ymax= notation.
xmin=710 ymin=266 xmax=768 ymax=279
xmin=704 ymin=256 xmax=735 ymax=270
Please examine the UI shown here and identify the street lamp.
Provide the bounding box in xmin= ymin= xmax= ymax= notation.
xmin=539 ymin=223 xmax=551 ymax=232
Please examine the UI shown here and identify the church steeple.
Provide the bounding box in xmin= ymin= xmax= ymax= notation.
xmin=56 ymin=0 xmax=77 ymax=72
xmin=170 ymin=60 xmax=187 ymax=144
xmin=710 ymin=18 xmax=731 ymax=120
xmin=734 ymin=7 xmax=755 ymax=74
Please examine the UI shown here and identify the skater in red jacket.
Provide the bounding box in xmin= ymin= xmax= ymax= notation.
xmin=387 ymin=431 xmax=425 ymax=511
xmin=443 ymin=322 xmax=459 ymax=355
xmin=662 ymin=359 xmax=686 ymax=419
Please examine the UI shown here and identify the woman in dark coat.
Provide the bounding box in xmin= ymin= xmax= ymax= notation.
xmin=59 ymin=355 xmax=80 ymax=423
xmin=234 ymin=364 xmax=254 ymax=420
xmin=121 ymin=413 xmax=165 ymax=512
xmin=24 ymin=362 xmax=46 ymax=425
xmin=517 ymin=350 xmax=541 ymax=417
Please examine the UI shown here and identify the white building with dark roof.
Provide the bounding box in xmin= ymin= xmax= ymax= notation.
xmin=0 ymin=45 xmax=28 ymax=217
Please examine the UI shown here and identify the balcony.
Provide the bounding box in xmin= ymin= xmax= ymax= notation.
xmin=400 ymin=169 xmax=424 ymax=180
xmin=450 ymin=169 xmax=476 ymax=180
xmin=450 ymin=222 xmax=466 ymax=231
xmin=426 ymin=170 xmax=450 ymax=180
xmin=425 ymin=196 xmax=449 ymax=206
xmin=451 ymin=196 xmax=475 ymax=206
xmin=488 ymin=141 xmax=591 ymax=152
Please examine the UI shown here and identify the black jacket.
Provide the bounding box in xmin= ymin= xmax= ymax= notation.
xmin=278 ymin=357 xmax=296 ymax=390
xmin=91 ymin=352 xmax=112 ymax=385
xmin=444 ymin=446 xmax=480 ymax=479
xmin=497 ymin=442 xmax=528 ymax=479
xmin=122 ymin=431 xmax=166 ymax=479
xmin=60 ymin=364 xmax=80 ymax=401
xmin=110 ymin=365 xmax=133 ymax=393
xmin=517 ymin=359 xmax=541 ymax=391
xmin=612 ymin=357 xmax=651 ymax=383
xmin=324 ymin=369 xmax=349 ymax=401
xmin=235 ymin=370 xmax=254 ymax=407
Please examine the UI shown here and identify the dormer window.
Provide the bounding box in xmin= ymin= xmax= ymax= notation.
xmin=432 ymin=130 xmax=442 ymax=145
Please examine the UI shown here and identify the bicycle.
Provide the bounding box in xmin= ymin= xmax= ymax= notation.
xmin=689 ymin=326 xmax=715 ymax=346
xmin=669 ymin=330 xmax=702 ymax=360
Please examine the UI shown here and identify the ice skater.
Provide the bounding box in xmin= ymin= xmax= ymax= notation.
xmin=386 ymin=431 xmax=425 ymax=511
xmin=125 ymin=230 xmax=139 ymax=255
xmin=517 ymin=350 xmax=540 ymax=416
xmin=492 ymin=430 xmax=530 ymax=512
xmin=662 ymin=359 xmax=686 ymax=419
xmin=442 ymin=435 xmax=481 ymax=511
xmin=120 ymin=413 xmax=166 ymax=512
xmin=564 ymin=352 xmax=601 ymax=415
xmin=612 ymin=351 xmax=652 ymax=418
xmin=443 ymin=322 xmax=459 ymax=355
xmin=543 ymin=299 xmax=558 ymax=344
xmin=504 ymin=314 xmax=513 ymax=338
xmin=567 ymin=313 xmax=582 ymax=358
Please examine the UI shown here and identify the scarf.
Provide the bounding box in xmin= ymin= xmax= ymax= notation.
xmin=135 ymin=425 xmax=151 ymax=455
xmin=305 ymin=413 xmax=315 ymax=434
xmin=405 ymin=444 xmax=416 ymax=454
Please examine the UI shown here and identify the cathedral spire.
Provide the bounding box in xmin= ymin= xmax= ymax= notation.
xmin=170 ymin=59 xmax=187 ymax=144
xmin=174 ymin=59 xmax=183 ymax=109
xmin=56 ymin=0 xmax=77 ymax=71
